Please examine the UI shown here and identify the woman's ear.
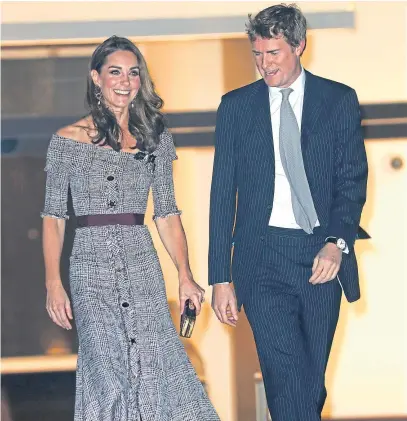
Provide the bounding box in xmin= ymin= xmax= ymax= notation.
xmin=90 ymin=69 xmax=100 ymax=87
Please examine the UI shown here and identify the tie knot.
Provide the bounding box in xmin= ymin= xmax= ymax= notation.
xmin=280 ymin=88 xmax=293 ymax=101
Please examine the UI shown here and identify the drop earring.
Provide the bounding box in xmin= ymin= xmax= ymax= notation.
xmin=95 ymin=85 xmax=103 ymax=107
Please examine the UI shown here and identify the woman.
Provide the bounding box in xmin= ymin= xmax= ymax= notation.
xmin=42 ymin=36 xmax=220 ymax=421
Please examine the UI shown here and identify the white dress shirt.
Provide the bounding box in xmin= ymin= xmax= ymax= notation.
xmin=268 ymin=68 xmax=320 ymax=229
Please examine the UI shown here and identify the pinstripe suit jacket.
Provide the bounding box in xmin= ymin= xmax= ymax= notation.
xmin=208 ymin=70 xmax=368 ymax=309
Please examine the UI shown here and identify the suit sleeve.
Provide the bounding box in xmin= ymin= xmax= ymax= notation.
xmin=328 ymin=89 xmax=368 ymax=249
xmin=208 ymin=97 xmax=238 ymax=285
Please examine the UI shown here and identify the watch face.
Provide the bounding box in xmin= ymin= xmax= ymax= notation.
xmin=337 ymin=238 xmax=346 ymax=250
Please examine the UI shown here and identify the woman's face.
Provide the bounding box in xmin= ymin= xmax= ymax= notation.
xmin=91 ymin=50 xmax=141 ymax=113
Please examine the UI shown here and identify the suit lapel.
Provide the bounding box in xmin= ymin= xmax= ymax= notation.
xmin=301 ymin=70 xmax=325 ymax=151
xmin=252 ymin=80 xmax=275 ymax=163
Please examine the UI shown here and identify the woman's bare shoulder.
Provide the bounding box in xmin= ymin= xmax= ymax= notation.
xmin=56 ymin=117 xmax=96 ymax=144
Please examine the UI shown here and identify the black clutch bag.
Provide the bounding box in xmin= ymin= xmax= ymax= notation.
xmin=180 ymin=299 xmax=196 ymax=338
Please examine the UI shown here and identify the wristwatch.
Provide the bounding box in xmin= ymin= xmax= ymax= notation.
xmin=326 ymin=237 xmax=347 ymax=251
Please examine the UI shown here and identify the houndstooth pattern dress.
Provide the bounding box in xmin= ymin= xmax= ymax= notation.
xmin=41 ymin=131 xmax=220 ymax=421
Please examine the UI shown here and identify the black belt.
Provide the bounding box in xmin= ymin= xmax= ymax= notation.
xmin=76 ymin=213 xmax=145 ymax=228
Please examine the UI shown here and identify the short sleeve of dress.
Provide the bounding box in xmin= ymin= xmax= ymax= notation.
xmin=40 ymin=135 xmax=71 ymax=220
xmin=151 ymin=129 xmax=182 ymax=220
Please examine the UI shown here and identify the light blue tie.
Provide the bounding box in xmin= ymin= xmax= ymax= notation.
xmin=279 ymin=88 xmax=318 ymax=234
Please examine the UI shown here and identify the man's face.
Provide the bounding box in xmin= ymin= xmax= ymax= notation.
xmin=252 ymin=35 xmax=305 ymax=88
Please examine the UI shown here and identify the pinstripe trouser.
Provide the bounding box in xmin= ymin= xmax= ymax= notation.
xmin=244 ymin=226 xmax=342 ymax=421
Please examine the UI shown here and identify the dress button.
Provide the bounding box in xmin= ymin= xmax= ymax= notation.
xmin=107 ymin=175 xmax=114 ymax=181
xmin=108 ymin=200 xmax=116 ymax=207
xmin=122 ymin=302 xmax=129 ymax=308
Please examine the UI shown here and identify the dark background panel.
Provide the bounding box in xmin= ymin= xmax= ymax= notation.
xmin=1 ymin=156 xmax=78 ymax=358
xmin=1 ymin=57 xmax=89 ymax=119
xmin=2 ymin=372 xmax=75 ymax=421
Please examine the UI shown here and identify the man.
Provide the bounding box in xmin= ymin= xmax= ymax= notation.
xmin=208 ymin=4 xmax=368 ymax=420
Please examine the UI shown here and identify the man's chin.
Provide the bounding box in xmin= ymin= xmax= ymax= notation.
xmin=262 ymin=73 xmax=281 ymax=88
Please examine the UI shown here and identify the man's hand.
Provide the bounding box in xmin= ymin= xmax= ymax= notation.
xmin=211 ymin=283 xmax=238 ymax=327
xmin=309 ymin=243 xmax=342 ymax=285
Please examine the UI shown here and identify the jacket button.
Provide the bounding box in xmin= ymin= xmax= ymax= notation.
xmin=260 ymin=236 xmax=265 ymax=241
xmin=122 ymin=302 xmax=129 ymax=308
xmin=107 ymin=175 xmax=114 ymax=181
xmin=267 ymin=205 xmax=273 ymax=210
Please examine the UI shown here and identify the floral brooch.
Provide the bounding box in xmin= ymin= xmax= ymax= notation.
xmin=134 ymin=151 xmax=156 ymax=173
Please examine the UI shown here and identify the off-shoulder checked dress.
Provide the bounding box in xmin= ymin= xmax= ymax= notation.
xmin=41 ymin=131 xmax=220 ymax=421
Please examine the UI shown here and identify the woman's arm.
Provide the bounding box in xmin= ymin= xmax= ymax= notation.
xmin=155 ymin=215 xmax=205 ymax=315
xmin=42 ymin=133 xmax=73 ymax=329
xmin=43 ymin=216 xmax=73 ymax=330
xmin=151 ymin=130 xmax=205 ymax=315
xmin=43 ymin=217 xmax=65 ymax=283
xmin=155 ymin=214 xmax=190 ymax=275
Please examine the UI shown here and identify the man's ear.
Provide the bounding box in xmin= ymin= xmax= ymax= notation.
xmin=296 ymin=39 xmax=306 ymax=57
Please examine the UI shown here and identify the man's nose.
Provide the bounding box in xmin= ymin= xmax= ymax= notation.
xmin=262 ymin=54 xmax=272 ymax=69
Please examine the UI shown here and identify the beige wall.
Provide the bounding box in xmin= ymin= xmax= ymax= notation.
xmin=145 ymin=147 xmax=238 ymax=421
xmin=2 ymin=1 xmax=407 ymax=419
xmin=330 ymin=140 xmax=407 ymax=417
xmin=4 ymin=1 xmax=404 ymax=103
xmin=142 ymin=38 xmax=240 ymax=420
xmin=302 ymin=2 xmax=407 ymax=103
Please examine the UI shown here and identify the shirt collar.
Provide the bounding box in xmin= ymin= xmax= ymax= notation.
xmin=269 ymin=67 xmax=306 ymax=101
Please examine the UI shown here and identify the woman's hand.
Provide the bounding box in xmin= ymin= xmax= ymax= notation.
xmin=46 ymin=282 xmax=73 ymax=330
xmin=179 ymin=272 xmax=205 ymax=316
